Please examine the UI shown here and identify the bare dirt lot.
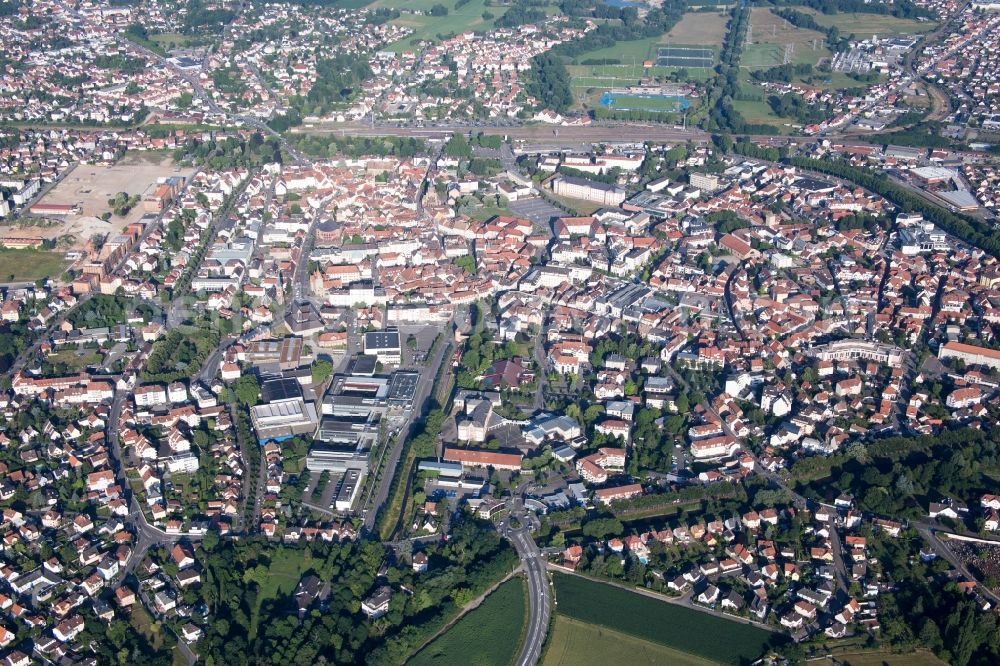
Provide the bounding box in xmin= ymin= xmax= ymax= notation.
xmin=17 ymin=152 xmax=193 ymax=251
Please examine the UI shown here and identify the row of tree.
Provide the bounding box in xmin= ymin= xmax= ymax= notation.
xmin=288 ymin=134 xmax=427 ymax=159
xmin=774 ymin=0 xmax=931 ymax=20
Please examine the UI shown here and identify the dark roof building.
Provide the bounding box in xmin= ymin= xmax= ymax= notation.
xmin=285 ymin=301 xmax=325 ymax=336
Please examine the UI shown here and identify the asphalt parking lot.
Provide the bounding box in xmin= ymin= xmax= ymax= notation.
xmin=490 ymin=423 xmax=528 ymax=451
xmin=398 ymin=324 xmax=441 ymax=367
xmin=508 ymin=198 xmax=563 ymax=229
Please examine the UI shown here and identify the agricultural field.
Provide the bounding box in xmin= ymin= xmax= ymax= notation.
xmin=408 ymin=577 xmax=527 ymax=666
xmin=378 ymin=0 xmax=507 ymax=51
xmin=0 ymin=248 xmax=69 ymax=283
xmin=742 ymin=8 xmax=830 ymax=70
xmin=801 ymin=9 xmax=935 ymax=37
xmin=543 ymin=615 xmax=720 ymax=666
xmin=664 ymin=11 xmax=730 ymax=47
xmin=552 ymin=573 xmax=781 ymax=665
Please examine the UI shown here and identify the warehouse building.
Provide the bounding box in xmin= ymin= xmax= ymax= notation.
xmin=363 ymin=328 xmax=402 ymax=364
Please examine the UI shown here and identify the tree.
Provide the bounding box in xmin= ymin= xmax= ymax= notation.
xmin=201 ymin=531 xmax=220 ymax=553
xmin=233 ymin=375 xmax=260 ymax=406
xmin=582 ymin=517 xmax=623 ymax=540
xmin=444 ymin=133 xmax=472 ymax=158
xmin=847 ymin=441 xmax=869 ymax=464
xmin=919 ymin=618 xmax=943 ymax=651
xmin=312 ymin=360 xmax=333 ymax=384
xmin=526 ymin=52 xmax=572 ymax=113
xmin=583 ymin=404 xmax=604 ymax=426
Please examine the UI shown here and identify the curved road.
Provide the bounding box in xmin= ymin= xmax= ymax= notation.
xmin=915 ymin=524 xmax=1000 ymax=608
xmin=509 ymin=525 xmax=550 ymax=666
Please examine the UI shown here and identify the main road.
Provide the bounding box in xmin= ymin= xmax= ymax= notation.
xmin=362 ymin=331 xmax=449 ymax=531
xmin=507 ymin=521 xmax=551 ymax=666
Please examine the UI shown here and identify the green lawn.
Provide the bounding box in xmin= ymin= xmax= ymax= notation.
xmin=44 ymin=349 xmax=103 ymax=372
xmin=171 ymin=647 xmax=189 ymax=666
xmin=0 ymin=248 xmax=68 ymax=283
xmin=259 ymin=549 xmax=314 ymax=600
xmin=250 ymin=548 xmax=316 ymax=638
xmin=131 ymin=605 xmax=166 ymax=651
xmin=573 ymin=34 xmax=666 ymax=65
xmin=744 ymin=8 xmax=831 ymax=69
xmin=570 ymin=63 xmax=713 ymax=81
xmin=730 ymin=82 xmax=795 ymax=131
xmin=380 ymin=0 xmax=506 ymax=51
xmin=651 ymin=65 xmax=714 ymax=81
xmin=572 ymin=36 xmax=718 ymax=70
xmin=568 ymin=65 xmax=713 ymax=89
xmin=793 ymin=71 xmax=884 ymax=91
xmin=742 ymin=42 xmax=828 ymax=69
xmin=731 ymin=98 xmax=785 ymax=126
xmin=830 ymin=649 xmax=947 ymax=666
xmin=567 ymin=46 xmax=713 ymax=109
xmin=408 ymin=577 xmax=528 ymax=666
xmin=149 ymin=32 xmax=198 ymax=50
xmin=552 ymin=573 xmax=782 ymax=665
xmin=467 ymin=206 xmax=516 ymax=222
xmin=545 ymin=192 xmax=602 ymax=216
